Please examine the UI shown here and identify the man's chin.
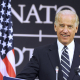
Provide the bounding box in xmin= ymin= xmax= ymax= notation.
xmin=61 ymin=41 xmax=69 ymax=46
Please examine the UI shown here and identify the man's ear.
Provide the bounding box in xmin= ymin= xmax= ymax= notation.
xmin=54 ymin=24 xmax=57 ymax=32
xmin=75 ymin=26 xmax=78 ymax=33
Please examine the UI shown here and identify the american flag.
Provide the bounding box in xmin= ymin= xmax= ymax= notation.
xmin=0 ymin=0 xmax=16 ymax=80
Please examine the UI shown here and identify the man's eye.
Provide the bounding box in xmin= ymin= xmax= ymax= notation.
xmin=60 ymin=25 xmax=64 ymax=27
xmin=68 ymin=26 xmax=72 ymax=28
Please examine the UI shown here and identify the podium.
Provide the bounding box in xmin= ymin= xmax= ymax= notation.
xmin=3 ymin=76 xmax=26 ymax=80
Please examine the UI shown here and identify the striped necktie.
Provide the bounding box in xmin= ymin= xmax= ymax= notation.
xmin=61 ymin=46 xmax=70 ymax=80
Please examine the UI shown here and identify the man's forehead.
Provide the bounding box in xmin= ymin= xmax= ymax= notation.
xmin=58 ymin=14 xmax=76 ymax=22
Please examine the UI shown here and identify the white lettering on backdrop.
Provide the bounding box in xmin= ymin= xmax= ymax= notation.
xmin=14 ymin=47 xmax=34 ymax=67
xmin=12 ymin=4 xmax=76 ymax=24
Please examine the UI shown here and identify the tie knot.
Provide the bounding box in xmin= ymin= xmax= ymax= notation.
xmin=63 ymin=46 xmax=68 ymax=50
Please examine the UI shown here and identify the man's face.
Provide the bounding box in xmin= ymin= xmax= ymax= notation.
xmin=54 ymin=14 xmax=78 ymax=45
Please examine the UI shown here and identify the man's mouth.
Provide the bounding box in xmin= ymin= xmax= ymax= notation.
xmin=62 ymin=34 xmax=69 ymax=37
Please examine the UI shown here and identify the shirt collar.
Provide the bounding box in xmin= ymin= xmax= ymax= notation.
xmin=57 ymin=39 xmax=64 ymax=52
xmin=67 ymin=40 xmax=75 ymax=52
xmin=57 ymin=39 xmax=75 ymax=52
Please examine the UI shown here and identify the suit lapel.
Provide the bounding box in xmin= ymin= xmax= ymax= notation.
xmin=47 ymin=41 xmax=80 ymax=80
xmin=47 ymin=41 xmax=64 ymax=80
xmin=68 ymin=42 xmax=80 ymax=80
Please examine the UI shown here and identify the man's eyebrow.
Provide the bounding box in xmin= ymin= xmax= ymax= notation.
xmin=67 ymin=25 xmax=73 ymax=26
xmin=59 ymin=24 xmax=64 ymax=25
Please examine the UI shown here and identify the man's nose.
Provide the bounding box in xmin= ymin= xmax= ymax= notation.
xmin=63 ymin=26 xmax=68 ymax=33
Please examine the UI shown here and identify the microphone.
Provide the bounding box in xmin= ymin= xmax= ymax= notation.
xmin=74 ymin=65 xmax=80 ymax=76
xmin=72 ymin=65 xmax=80 ymax=80
xmin=55 ymin=66 xmax=59 ymax=80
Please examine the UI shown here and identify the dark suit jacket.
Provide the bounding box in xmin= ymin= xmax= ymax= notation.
xmin=16 ymin=41 xmax=80 ymax=80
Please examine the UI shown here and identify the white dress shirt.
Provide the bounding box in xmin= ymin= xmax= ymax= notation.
xmin=57 ymin=39 xmax=75 ymax=67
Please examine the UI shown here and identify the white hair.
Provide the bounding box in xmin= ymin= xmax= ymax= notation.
xmin=54 ymin=10 xmax=79 ymax=27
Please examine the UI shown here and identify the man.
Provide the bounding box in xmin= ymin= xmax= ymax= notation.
xmin=16 ymin=10 xmax=80 ymax=80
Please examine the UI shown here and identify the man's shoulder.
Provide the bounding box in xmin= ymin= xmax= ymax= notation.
xmin=75 ymin=40 xmax=80 ymax=45
xmin=74 ymin=41 xmax=80 ymax=54
xmin=34 ymin=41 xmax=57 ymax=51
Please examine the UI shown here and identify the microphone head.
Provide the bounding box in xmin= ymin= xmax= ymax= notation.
xmin=55 ymin=66 xmax=59 ymax=73
xmin=74 ymin=67 xmax=80 ymax=76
